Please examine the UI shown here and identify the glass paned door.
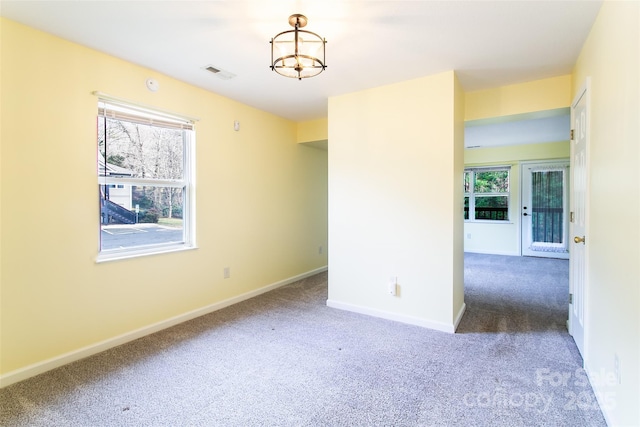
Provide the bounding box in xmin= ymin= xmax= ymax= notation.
xmin=532 ymin=170 xmax=564 ymax=243
xmin=522 ymin=162 xmax=570 ymax=259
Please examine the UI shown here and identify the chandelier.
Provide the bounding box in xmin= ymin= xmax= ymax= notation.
xmin=270 ymin=14 xmax=327 ymax=80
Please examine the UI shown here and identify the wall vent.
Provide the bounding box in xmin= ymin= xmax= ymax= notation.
xmin=203 ymin=64 xmax=236 ymax=80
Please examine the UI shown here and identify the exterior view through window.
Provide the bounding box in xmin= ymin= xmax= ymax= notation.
xmin=97 ymin=99 xmax=194 ymax=259
xmin=464 ymin=167 xmax=510 ymax=221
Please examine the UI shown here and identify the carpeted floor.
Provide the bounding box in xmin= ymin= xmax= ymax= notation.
xmin=0 ymin=254 xmax=607 ymax=426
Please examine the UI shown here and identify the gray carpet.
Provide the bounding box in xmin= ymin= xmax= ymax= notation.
xmin=0 ymin=254 xmax=607 ymax=426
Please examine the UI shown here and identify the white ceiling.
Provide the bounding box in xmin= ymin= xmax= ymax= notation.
xmin=1 ymin=0 xmax=602 ymax=124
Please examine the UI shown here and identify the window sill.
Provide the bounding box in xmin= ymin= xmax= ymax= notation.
xmin=96 ymin=244 xmax=197 ymax=263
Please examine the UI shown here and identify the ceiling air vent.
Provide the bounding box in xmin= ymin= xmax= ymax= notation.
xmin=203 ymin=64 xmax=236 ymax=80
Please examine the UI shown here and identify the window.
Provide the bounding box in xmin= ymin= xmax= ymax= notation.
xmin=97 ymin=97 xmax=195 ymax=260
xmin=464 ymin=167 xmax=510 ymax=221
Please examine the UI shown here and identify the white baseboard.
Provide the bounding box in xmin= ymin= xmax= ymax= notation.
xmin=0 ymin=266 xmax=327 ymax=389
xmin=464 ymin=249 xmax=520 ymax=256
xmin=326 ymin=299 xmax=462 ymax=334
xmin=584 ymin=363 xmax=615 ymax=427
xmin=453 ymin=302 xmax=467 ymax=332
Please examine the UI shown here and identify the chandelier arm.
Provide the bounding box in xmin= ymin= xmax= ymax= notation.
xmin=294 ymin=23 xmax=299 ymax=60
xmin=270 ymin=39 xmax=274 ymax=71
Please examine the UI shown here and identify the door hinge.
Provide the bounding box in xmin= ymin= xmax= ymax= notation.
xmin=570 ymin=211 xmax=575 ymax=223
xmin=570 ymin=129 xmax=575 ymax=140
xmin=569 ymin=293 xmax=573 ymax=304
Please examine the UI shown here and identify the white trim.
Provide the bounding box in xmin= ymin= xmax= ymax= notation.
xmin=0 ymin=266 xmax=327 ymax=388
xmin=326 ymin=299 xmax=464 ymax=334
xmin=99 ymin=177 xmax=186 ymax=188
xmin=453 ymin=302 xmax=467 ymax=331
xmin=96 ymin=243 xmax=197 ymax=263
xmin=464 ymin=249 xmax=520 ymax=257
xmin=584 ymin=363 xmax=615 ymax=427
xmin=465 ymin=165 xmax=511 ymax=172
xmin=463 ymin=220 xmax=514 ymax=225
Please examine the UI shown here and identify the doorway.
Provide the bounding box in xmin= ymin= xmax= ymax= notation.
xmin=521 ymin=161 xmax=570 ymax=259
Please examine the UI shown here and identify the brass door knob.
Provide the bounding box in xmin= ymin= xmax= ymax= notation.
xmin=574 ymin=236 xmax=585 ymax=244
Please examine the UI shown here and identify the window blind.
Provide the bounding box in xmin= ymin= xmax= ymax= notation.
xmin=94 ymin=91 xmax=196 ymax=131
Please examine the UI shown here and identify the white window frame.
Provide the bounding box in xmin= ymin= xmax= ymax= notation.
xmin=464 ymin=166 xmax=511 ymax=222
xmin=96 ymin=94 xmax=197 ymax=262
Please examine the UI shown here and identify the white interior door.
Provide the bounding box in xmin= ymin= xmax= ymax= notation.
xmin=569 ymin=84 xmax=589 ymax=357
xmin=521 ymin=161 xmax=570 ymax=259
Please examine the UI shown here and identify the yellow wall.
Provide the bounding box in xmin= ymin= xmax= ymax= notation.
xmin=0 ymin=18 xmax=3 ymax=375
xmin=452 ymin=74 xmax=466 ymax=320
xmin=465 ymin=75 xmax=572 ymax=121
xmin=463 ymin=142 xmax=570 ymax=255
xmin=0 ymin=19 xmax=328 ymax=379
xmin=572 ymin=1 xmax=639 ymax=425
xmin=464 ymin=141 xmax=569 ymax=165
xmin=297 ymin=118 xmax=328 ymax=143
xmin=327 ymin=71 xmax=464 ymax=331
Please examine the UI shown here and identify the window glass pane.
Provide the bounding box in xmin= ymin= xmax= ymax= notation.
xmin=98 ymin=117 xmax=184 ymax=180
xmin=474 ymin=196 xmax=508 ymax=221
xmin=474 ymin=170 xmax=509 ymax=193
xmin=464 ymin=196 xmax=469 ymax=220
xmin=100 ymin=185 xmax=185 ymax=251
xmin=464 ymin=171 xmax=470 ymax=193
xmin=532 ymin=170 xmax=565 ymax=244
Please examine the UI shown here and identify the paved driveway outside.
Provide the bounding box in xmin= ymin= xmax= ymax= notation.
xmin=101 ymin=224 xmax=183 ymax=250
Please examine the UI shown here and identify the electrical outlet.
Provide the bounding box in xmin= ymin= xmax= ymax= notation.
xmin=467 ymin=233 xmax=472 ymax=239
xmin=318 ymin=245 xmax=323 ymax=255
xmin=223 ymin=267 xmax=230 ymax=279
xmin=388 ymin=277 xmax=397 ymax=296
xmin=388 ymin=282 xmax=397 ymax=296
